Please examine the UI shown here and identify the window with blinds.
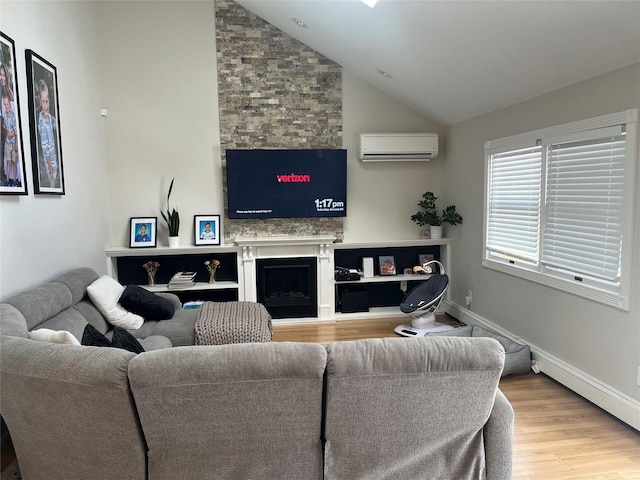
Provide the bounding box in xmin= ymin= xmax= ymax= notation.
xmin=484 ymin=110 xmax=636 ymax=310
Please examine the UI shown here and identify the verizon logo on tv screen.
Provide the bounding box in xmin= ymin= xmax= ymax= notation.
xmin=226 ymin=149 xmax=347 ymax=219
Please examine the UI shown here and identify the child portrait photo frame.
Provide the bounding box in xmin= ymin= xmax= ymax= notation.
xmin=130 ymin=217 xmax=157 ymax=248
xmin=194 ymin=214 xmax=220 ymax=246
xmin=379 ymin=255 xmax=396 ymax=276
xmin=0 ymin=32 xmax=28 ymax=195
xmin=25 ymin=49 xmax=65 ymax=195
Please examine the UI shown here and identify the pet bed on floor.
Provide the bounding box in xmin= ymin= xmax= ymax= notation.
xmin=428 ymin=325 xmax=531 ymax=376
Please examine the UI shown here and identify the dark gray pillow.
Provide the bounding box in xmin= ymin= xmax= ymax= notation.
xmin=111 ymin=326 xmax=145 ymax=354
xmin=81 ymin=323 xmax=112 ymax=347
xmin=119 ymin=285 xmax=175 ymax=320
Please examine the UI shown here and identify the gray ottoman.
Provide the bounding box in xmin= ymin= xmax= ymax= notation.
xmin=428 ymin=325 xmax=531 ymax=376
xmin=195 ymin=301 xmax=272 ymax=345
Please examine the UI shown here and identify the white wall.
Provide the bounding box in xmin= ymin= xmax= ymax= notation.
xmin=0 ymin=2 xmax=109 ymax=299
xmin=446 ymin=63 xmax=640 ymax=402
xmin=342 ymin=71 xmax=446 ymax=242
xmin=95 ymin=1 xmax=223 ymax=247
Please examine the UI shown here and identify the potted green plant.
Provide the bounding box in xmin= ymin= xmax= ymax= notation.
xmin=410 ymin=192 xmax=462 ymax=239
xmin=161 ymin=177 xmax=180 ymax=247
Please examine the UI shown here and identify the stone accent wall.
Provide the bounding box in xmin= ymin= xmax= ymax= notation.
xmin=215 ymin=0 xmax=343 ymax=242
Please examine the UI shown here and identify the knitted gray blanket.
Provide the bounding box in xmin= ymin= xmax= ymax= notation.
xmin=195 ymin=301 xmax=272 ymax=345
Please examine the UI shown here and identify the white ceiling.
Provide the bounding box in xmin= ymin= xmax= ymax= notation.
xmin=235 ymin=0 xmax=640 ymax=126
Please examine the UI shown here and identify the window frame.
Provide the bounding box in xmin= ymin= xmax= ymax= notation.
xmin=483 ymin=109 xmax=637 ymax=311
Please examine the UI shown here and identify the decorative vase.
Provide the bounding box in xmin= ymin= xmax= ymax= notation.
xmin=208 ymin=269 xmax=217 ymax=284
xmin=168 ymin=236 xmax=180 ymax=248
xmin=147 ymin=271 xmax=156 ymax=287
xmin=429 ymin=225 xmax=443 ymax=239
xmin=421 ymin=229 xmax=431 ymax=239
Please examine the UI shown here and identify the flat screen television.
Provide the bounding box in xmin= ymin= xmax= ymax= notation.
xmin=226 ymin=149 xmax=347 ymax=219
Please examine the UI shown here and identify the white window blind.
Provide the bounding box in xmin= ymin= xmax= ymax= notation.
xmin=543 ymin=129 xmax=625 ymax=282
xmin=483 ymin=109 xmax=636 ymax=310
xmin=486 ymin=146 xmax=542 ymax=263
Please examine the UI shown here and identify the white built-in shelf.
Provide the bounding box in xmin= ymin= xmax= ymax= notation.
xmin=332 ymin=238 xmax=450 ymax=249
xmin=142 ymin=281 xmax=239 ymax=292
xmin=105 ymin=245 xmax=239 ymax=257
xmin=335 ymin=273 xmax=432 ymax=285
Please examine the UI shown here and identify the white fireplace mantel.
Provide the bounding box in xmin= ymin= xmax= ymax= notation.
xmin=235 ymin=236 xmax=337 ymax=321
xmin=234 ymin=235 xmax=337 ymax=247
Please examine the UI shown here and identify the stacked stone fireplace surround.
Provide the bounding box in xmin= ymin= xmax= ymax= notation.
xmin=215 ymin=0 xmax=344 ymax=243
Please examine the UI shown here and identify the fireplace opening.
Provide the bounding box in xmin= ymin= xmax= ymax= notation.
xmin=257 ymin=257 xmax=317 ymax=319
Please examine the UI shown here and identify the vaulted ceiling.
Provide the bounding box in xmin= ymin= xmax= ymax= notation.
xmin=236 ymin=0 xmax=640 ymax=126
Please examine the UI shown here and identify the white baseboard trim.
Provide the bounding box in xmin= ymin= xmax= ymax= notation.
xmin=444 ymin=300 xmax=640 ymax=432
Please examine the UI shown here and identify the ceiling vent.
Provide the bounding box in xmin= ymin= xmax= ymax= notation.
xmin=358 ymin=133 xmax=438 ymax=161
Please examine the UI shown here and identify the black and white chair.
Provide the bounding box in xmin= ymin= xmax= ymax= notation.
xmin=394 ymin=260 xmax=456 ymax=336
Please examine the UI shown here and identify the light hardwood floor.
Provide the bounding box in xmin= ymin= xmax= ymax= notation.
xmin=273 ymin=316 xmax=640 ymax=480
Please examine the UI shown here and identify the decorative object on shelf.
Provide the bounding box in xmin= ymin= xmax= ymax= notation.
xmin=161 ymin=177 xmax=180 ymax=247
xmin=129 ymin=217 xmax=157 ymax=248
xmin=204 ymin=259 xmax=221 ymax=284
xmin=142 ymin=260 xmax=160 ymax=287
xmin=194 ymin=214 xmax=221 ymax=246
xmin=25 ymin=48 xmax=65 ymax=195
xmin=410 ymin=191 xmax=463 ymax=239
xmin=379 ymin=255 xmax=396 ymax=276
xmin=168 ymin=271 xmax=196 ymax=288
xmin=0 ymin=32 xmax=28 ymax=196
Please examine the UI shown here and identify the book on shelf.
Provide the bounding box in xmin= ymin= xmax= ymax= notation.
xmin=168 ymin=271 xmax=197 ymax=288
xmin=170 ymin=271 xmax=197 ymax=282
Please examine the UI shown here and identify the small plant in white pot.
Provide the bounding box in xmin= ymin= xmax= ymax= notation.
xmin=161 ymin=177 xmax=180 ymax=247
xmin=410 ymin=192 xmax=462 ymax=239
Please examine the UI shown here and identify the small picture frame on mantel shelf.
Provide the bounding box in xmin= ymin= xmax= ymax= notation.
xmin=379 ymin=255 xmax=396 ymax=276
xmin=194 ymin=214 xmax=220 ymax=246
xmin=129 ymin=217 xmax=157 ymax=248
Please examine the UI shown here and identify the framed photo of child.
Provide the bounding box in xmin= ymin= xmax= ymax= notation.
xmin=194 ymin=215 xmax=221 ymax=246
xmin=378 ymin=255 xmax=396 ymax=276
xmin=0 ymin=32 xmax=28 ymax=195
xmin=129 ymin=217 xmax=157 ymax=248
xmin=25 ymin=49 xmax=65 ymax=195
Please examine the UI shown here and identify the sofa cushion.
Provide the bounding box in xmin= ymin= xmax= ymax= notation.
xmin=128 ymin=342 xmax=327 ymax=480
xmin=323 ymin=336 xmax=505 ymax=480
xmin=28 ymin=328 xmax=80 ymax=345
xmin=119 ymin=285 xmax=175 ymax=320
xmin=0 ymin=335 xmax=147 ymax=479
xmin=4 ymin=282 xmax=73 ymax=331
xmin=87 ymin=275 xmax=143 ymax=330
xmin=111 ymin=327 xmax=145 ymax=354
xmin=138 ymin=335 xmax=172 ymax=351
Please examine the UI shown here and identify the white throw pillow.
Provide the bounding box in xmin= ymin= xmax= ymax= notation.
xmin=29 ymin=328 xmax=81 ymax=345
xmin=87 ymin=275 xmax=144 ymax=329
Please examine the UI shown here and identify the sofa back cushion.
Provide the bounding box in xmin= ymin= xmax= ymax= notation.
xmin=0 ymin=335 xmax=146 ymax=480
xmin=1 ymin=268 xmax=105 ymax=338
xmin=323 ymin=336 xmax=505 ymax=480
xmin=128 ymin=342 xmax=327 ymax=480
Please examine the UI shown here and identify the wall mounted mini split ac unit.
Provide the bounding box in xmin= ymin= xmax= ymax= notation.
xmin=358 ymin=133 xmax=439 ymax=161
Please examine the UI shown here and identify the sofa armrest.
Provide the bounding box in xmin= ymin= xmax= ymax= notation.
xmin=155 ymin=292 xmax=182 ymax=310
xmin=484 ymin=388 xmax=514 ymax=480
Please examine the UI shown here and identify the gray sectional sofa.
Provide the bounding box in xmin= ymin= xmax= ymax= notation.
xmin=0 ymin=268 xmax=514 ymax=479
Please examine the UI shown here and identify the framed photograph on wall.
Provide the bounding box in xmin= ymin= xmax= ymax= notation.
xmin=194 ymin=214 xmax=220 ymax=246
xmin=0 ymin=32 xmax=28 ymax=195
xmin=129 ymin=217 xmax=157 ymax=248
xmin=379 ymin=255 xmax=396 ymax=276
xmin=25 ymin=49 xmax=65 ymax=195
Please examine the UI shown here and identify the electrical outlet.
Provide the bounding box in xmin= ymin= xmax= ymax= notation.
xmin=467 ymin=290 xmax=472 ymax=304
